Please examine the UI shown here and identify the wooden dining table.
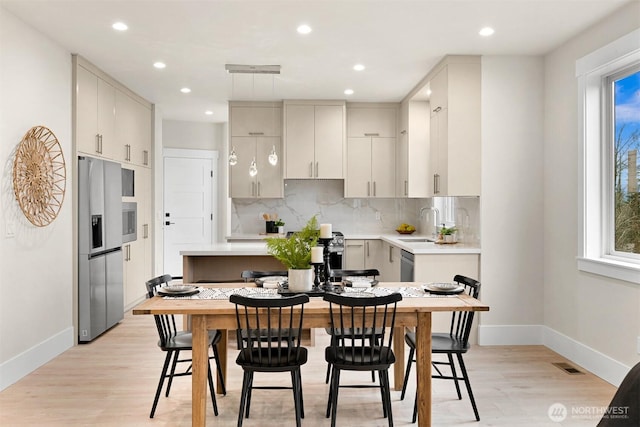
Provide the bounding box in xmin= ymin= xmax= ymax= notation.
xmin=132 ymin=282 xmax=489 ymax=427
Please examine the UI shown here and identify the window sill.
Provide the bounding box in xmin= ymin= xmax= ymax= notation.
xmin=577 ymin=257 xmax=640 ymax=285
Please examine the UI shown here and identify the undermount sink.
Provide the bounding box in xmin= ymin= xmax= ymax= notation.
xmin=398 ymin=237 xmax=435 ymax=243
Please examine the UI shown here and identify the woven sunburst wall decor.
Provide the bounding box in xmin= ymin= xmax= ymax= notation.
xmin=12 ymin=126 xmax=66 ymax=227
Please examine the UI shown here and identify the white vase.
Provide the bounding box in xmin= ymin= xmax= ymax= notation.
xmin=288 ymin=268 xmax=313 ymax=292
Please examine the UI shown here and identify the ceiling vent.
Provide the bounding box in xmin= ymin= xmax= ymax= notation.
xmin=225 ymin=64 xmax=281 ymax=74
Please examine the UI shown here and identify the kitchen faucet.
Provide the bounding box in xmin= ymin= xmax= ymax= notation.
xmin=419 ymin=206 xmax=440 ymax=227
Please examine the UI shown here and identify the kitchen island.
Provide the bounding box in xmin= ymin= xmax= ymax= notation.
xmin=181 ymin=243 xmax=284 ymax=283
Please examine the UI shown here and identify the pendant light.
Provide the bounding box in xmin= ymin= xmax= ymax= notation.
xmin=249 ymin=157 xmax=258 ymax=177
xmin=228 ymin=147 xmax=238 ymax=166
xmin=268 ymin=145 xmax=278 ymax=165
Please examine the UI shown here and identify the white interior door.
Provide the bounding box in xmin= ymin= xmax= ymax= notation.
xmin=163 ymin=152 xmax=215 ymax=278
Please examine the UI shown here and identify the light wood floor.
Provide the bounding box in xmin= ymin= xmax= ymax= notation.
xmin=0 ymin=311 xmax=616 ymax=426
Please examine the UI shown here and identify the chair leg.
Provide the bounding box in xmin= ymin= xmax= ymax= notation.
xmin=291 ymin=370 xmax=303 ymax=427
xmin=381 ymin=370 xmax=393 ymax=427
xmin=165 ymin=349 xmax=180 ymax=397
xmin=401 ymin=346 xmax=415 ymax=400
xmin=325 ymin=362 xmax=332 ymax=384
xmin=245 ymin=372 xmax=254 ymax=418
xmin=237 ymin=371 xmax=251 ymax=427
xmin=150 ymin=351 xmax=173 ymax=418
xmin=207 ymin=361 xmax=218 ymax=416
xmin=412 ymin=394 xmax=418 ymax=424
xmin=456 ymin=353 xmax=480 ymax=421
xmin=378 ymin=370 xmax=388 ymax=418
xmin=297 ymin=369 xmax=305 ymax=418
xmin=329 ymin=368 xmax=341 ymax=427
xmin=212 ymin=343 xmax=227 ymax=395
xmin=448 ymin=353 xmax=462 ymax=399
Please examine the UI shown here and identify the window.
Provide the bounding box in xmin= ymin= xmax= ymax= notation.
xmin=577 ymin=29 xmax=640 ymax=284
xmin=609 ymin=68 xmax=640 ymax=258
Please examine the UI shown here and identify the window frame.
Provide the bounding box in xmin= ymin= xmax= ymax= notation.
xmin=576 ymin=28 xmax=640 ymax=284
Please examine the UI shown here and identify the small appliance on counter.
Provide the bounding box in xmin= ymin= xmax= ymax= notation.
xmin=78 ymin=156 xmax=124 ymax=342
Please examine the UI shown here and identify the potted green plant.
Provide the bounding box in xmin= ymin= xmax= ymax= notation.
xmin=439 ymin=224 xmax=457 ymax=242
xmin=265 ymin=216 xmax=319 ymax=291
xmin=274 ymin=218 xmax=285 ymax=235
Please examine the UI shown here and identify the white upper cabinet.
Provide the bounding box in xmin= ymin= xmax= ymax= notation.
xmin=347 ymin=106 xmax=397 ymax=137
xmin=427 ymin=57 xmax=481 ymax=196
xmin=76 ymin=65 xmax=116 ymax=159
xmin=397 ymin=99 xmax=430 ymax=198
xmin=116 ymin=91 xmax=152 ymax=167
xmin=229 ymin=102 xmax=283 ymax=198
xmin=284 ymin=101 xmax=345 ymax=179
xmin=345 ymin=104 xmax=398 ymax=198
xmin=231 ymin=105 xmax=282 ymax=137
xmin=76 ymin=61 xmax=152 ymax=168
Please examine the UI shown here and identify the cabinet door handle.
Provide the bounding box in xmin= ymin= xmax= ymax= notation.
xmin=433 ymin=106 xmax=442 ymax=113
xmin=143 ymin=224 xmax=149 ymax=239
xmin=257 ymin=181 xmax=261 ymax=197
xmin=434 ymin=173 xmax=440 ymax=194
xmin=366 ymin=241 xmax=370 ymax=257
xmin=400 ymin=130 xmax=407 ymax=135
xmin=125 ymin=244 xmax=130 ymax=261
xmin=248 ymin=132 xmax=264 ymax=136
xmin=364 ymin=133 xmax=379 ymax=137
xmin=95 ymin=134 xmax=101 ymax=153
xmin=389 ymin=246 xmax=393 ymax=263
xmin=251 ymin=182 xmax=255 ymax=197
xmin=143 ymin=150 xmax=149 ymax=166
xmin=373 ymin=181 xmax=377 ymax=197
xmin=404 ymin=180 xmax=408 ymax=196
xmin=309 ymin=162 xmax=313 ymax=178
xmin=315 ymin=162 xmax=319 ymax=178
xmin=367 ymin=182 xmax=371 ymax=197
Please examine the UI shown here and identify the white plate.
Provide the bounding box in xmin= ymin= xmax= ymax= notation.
xmin=161 ymin=285 xmax=196 ymax=293
xmin=344 ymin=276 xmax=373 ymax=283
xmin=422 ymin=283 xmax=464 ymax=293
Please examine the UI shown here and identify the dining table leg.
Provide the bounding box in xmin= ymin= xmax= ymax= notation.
xmin=416 ymin=312 xmax=432 ymax=427
xmin=393 ymin=326 xmax=405 ymax=390
xmin=192 ymin=314 xmax=208 ymax=427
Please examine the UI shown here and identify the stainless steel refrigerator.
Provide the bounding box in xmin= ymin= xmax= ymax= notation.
xmin=78 ymin=156 xmax=124 ymax=342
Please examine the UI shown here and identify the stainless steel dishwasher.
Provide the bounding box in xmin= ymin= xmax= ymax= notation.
xmin=400 ymin=250 xmax=414 ymax=282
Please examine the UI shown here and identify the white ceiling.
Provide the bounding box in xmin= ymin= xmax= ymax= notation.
xmin=1 ymin=0 xmax=633 ymax=123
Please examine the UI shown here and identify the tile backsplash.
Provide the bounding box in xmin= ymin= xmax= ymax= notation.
xmin=230 ymin=180 xmax=480 ymax=243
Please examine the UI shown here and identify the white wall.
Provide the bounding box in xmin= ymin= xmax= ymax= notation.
xmin=479 ymin=56 xmax=545 ymax=335
xmin=543 ymin=2 xmax=640 ymax=382
xmin=0 ymin=7 xmax=74 ymax=390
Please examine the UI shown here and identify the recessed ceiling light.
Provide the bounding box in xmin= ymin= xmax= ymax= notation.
xmin=479 ymin=27 xmax=495 ymax=37
xmin=180 ymin=87 xmax=191 ymax=94
xmin=353 ymin=64 xmax=365 ymax=71
xmin=153 ymin=62 xmax=166 ymax=69
xmin=112 ymin=22 xmax=128 ymax=31
xmin=297 ymin=24 xmax=312 ymax=35
xmin=205 ymin=111 xmax=213 ymax=115
xmin=344 ymin=89 xmax=354 ymax=95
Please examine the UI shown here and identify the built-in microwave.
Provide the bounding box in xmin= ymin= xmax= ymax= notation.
xmin=122 ymin=202 xmax=137 ymax=243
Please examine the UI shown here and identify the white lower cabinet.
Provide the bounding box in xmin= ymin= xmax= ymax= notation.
xmin=344 ymin=239 xmax=382 ymax=270
xmin=380 ymin=241 xmax=401 ymax=282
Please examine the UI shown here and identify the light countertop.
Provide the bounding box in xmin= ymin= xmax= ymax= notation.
xmin=198 ymin=233 xmax=481 ymax=256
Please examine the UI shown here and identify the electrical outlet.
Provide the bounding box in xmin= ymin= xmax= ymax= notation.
xmin=375 ymin=211 xmax=381 ymax=220
xmin=5 ymin=221 xmax=15 ymax=238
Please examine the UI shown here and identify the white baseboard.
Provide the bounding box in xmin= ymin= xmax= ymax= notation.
xmin=0 ymin=326 xmax=74 ymax=391
xmin=478 ymin=324 xmax=630 ymax=386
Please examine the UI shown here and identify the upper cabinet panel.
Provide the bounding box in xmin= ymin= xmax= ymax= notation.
xmin=347 ymin=106 xmax=397 ymax=138
xmin=230 ymin=105 xmax=282 ymax=137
